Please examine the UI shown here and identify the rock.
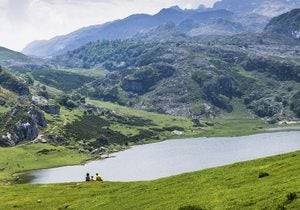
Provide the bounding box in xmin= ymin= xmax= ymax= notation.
xmin=172 ymin=130 xmax=184 ymax=135
xmin=28 ymin=108 xmax=47 ymax=127
xmin=0 ymin=97 xmax=5 ymax=106
xmin=47 ymin=135 xmax=67 ymax=145
xmin=0 ymin=107 xmax=47 ymax=146
xmin=14 ymin=120 xmax=39 ymax=143
xmin=0 ymin=133 xmax=16 ymax=147
xmin=40 ymin=104 xmax=60 ymax=115
xmin=32 ymin=96 xmax=60 ymax=115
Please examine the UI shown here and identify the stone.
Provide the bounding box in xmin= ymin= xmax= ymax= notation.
xmin=28 ymin=108 xmax=47 ymax=127
xmin=40 ymin=104 xmax=60 ymax=115
xmin=0 ymin=97 xmax=6 ymax=106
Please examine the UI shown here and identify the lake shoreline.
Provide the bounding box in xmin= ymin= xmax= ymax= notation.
xmin=14 ymin=125 xmax=300 ymax=185
xmin=26 ymin=131 xmax=300 ymax=184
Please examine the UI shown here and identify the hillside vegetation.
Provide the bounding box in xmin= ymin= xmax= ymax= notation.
xmin=55 ymin=38 xmax=300 ymax=122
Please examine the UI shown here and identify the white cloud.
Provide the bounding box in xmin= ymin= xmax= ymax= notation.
xmin=0 ymin=0 xmax=217 ymax=51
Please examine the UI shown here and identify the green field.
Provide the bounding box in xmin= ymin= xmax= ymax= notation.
xmin=0 ymin=151 xmax=299 ymax=209
xmin=0 ymin=144 xmax=90 ymax=183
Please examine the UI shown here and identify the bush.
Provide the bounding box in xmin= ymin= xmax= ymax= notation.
xmin=286 ymin=192 xmax=297 ymax=202
xmin=178 ymin=205 xmax=203 ymax=210
xmin=258 ymin=172 xmax=269 ymax=178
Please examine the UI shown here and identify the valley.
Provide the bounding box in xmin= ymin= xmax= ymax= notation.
xmin=0 ymin=0 xmax=299 ymax=209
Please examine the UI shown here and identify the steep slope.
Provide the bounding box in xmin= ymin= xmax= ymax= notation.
xmin=0 ymin=66 xmax=29 ymax=95
xmin=265 ymin=9 xmax=300 ymax=40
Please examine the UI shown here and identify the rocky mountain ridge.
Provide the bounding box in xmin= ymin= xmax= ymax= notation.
xmin=22 ymin=0 xmax=300 ymax=58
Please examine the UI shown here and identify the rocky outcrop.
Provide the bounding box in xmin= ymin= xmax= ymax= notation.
xmin=32 ymin=96 xmax=60 ymax=115
xmin=121 ymin=65 xmax=175 ymax=94
xmin=0 ymin=106 xmax=47 ymax=147
xmin=0 ymin=67 xmax=29 ymax=95
xmin=40 ymin=104 xmax=60 ymax=115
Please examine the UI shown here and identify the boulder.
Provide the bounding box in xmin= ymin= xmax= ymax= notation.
xmin=14 ymin=120 xmax=39 ymax=143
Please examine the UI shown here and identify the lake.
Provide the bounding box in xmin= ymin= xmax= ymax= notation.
xmin=29 ymin=131 xmax=300 ymax=184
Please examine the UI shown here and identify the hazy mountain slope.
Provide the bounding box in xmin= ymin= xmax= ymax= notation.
xmin=22 ymin=7 xmax=192 ymax=57
xmin=265 ymin=9 xmax=300 ymax=40
xmin=22 ymin=5 xmax=267 ymax=58
xmin=0 ymin=47 xmax=35 ymax=67
xmin=213 ymin=0 xmax=300 ymax=17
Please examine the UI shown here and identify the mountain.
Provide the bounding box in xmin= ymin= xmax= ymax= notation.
xmin=23 ymin=1 xmax=288 ymax=58
xmin=264 ymin=9 xmax=300 ymax=40
xmin=213 ymin=0 xmax=300 ymax=17
xmin=54 ymin=32 xmax=300 ymax=121
xmin=22 ymin=7 xmax=189 ymax=57
xmin=0 ymin=46 xmax=35 ymax=67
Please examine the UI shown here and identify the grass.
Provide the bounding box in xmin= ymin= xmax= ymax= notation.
xmin=0 ymin=151 xmax=298 ymax=209
xmin=0 ymin=143 xmax=90 ymax=183
xmin=45 ymin=107 xmax=84 ymax=135
xmin=57 ymin=67 xmax=107 ymax=78
xmin=88 ymin=99 xmax=267 ymax=138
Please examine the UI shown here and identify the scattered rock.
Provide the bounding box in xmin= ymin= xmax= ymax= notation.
xmin=47 ymin=135 xmax=67 ymax=145
xmin=0 ymin=106 xmax=47 ymax=146
xmin=172 ymin=130 xmax=184 ymax=135
xmin=40 ymin=103 xmax=60 ymax=115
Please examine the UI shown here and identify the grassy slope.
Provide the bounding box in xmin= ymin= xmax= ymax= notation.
xmin=0 ymin=151 xmax=299 ymax=209
xmin=89 ymin=99 xmax=267 ymax=138
xmin=0 ymin=144 xmax=90 ymax=182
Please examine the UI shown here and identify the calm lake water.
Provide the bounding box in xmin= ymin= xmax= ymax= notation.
xmin=29 ymin=131 xmax=300 ymax=184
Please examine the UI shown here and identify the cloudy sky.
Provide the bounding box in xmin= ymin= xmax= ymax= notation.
xmin=0 ymin=0 xmax=217 ymax=51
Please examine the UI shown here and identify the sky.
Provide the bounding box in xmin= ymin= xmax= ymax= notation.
xmin=0 ymin=0 xmax=217 ymax=52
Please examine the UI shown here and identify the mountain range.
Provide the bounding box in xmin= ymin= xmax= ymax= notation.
xmin=22 ymin=0 xmax=300 ymax=58
xmin=0 ymin=0 xmax=300 ymax=148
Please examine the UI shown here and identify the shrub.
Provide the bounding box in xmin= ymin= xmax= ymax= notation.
xmin=258 ymin=172 xmax=269 ymax=178
xmin=178 ymin=205 xmax=204 ymax=210
xmin=286 ymin=192 xmax=297 ymax=203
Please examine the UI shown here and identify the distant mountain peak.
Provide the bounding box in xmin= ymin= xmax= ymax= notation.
xmin=169 ymin=6 xmax=182 ymax=11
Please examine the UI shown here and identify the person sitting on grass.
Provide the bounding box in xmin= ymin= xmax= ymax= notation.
xmin=91 ymin=176 xmax=95 ymax=181
xmin=96 ymin=173 xmax=103 ymax=182
xmin=85 ymin=173 xmax=91 ymax=182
